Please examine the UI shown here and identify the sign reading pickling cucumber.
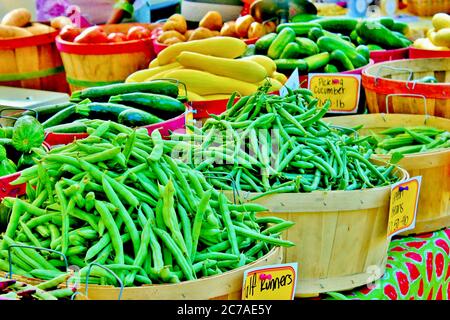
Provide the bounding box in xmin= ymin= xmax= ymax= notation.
xmin=307 ymin=73 xmax=361 ymax=113
xmin=280 ymin=68 xmax=299 ymax=97
xmin=242 ymin=263 xmax=297 ymax=300
xmin=387 ymin=176 xmax=422 ymax=237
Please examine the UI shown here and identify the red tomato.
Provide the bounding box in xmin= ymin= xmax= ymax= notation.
xmin=127 ymin=26 xmax=151 ymax=40
xmin=74 ymin=26 xmax=109 ymax=44
xmin=59 ymin=25 xmax=82 ymax=42
xmin=107 ymin=32 xmax=128 ymax=43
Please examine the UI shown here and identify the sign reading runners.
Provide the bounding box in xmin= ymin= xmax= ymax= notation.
xmin=242 ymin=263 xmax=298 ymax=300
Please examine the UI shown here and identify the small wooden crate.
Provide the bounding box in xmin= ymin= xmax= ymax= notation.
xmin=227 ymin=164 xmax=408 ymax=297
xmin=0 ymin=30 xmax=69 ymax=93
xmin=325 ymin=114 xmax=450 ymax=235
xmin=362 ymin=58 xmax=450 ymax=119
xmin=407 ymin=0 xmax=450 ymax=16
xmin=55 ymin=23 xmax=157 ymax=93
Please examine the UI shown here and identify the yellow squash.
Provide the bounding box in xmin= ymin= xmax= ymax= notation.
xmin=148 ymin=58 xmax=160 ymax=68
xmin=126 ymin=62 xmax=181 ymax=83
xmin=176 ymin=51 xmax=267 ymax=83
xmin=157 ymin=37 xmax=247 ymax=65
xmin=163 ymin=69 xmax=258 ymax=96
xmin=239 ymin=55 xmax=276 ymax=77
xmin=185 ymin=90 xmax=205 ymax=101
xmin=272 ymin=71 xmax=288 ymax=84
xmin=144 ymin=66 xmax=184 ymax=81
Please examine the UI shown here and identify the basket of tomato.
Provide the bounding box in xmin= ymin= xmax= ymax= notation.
xmin=55 ymin=23 xmax=160 ymax=93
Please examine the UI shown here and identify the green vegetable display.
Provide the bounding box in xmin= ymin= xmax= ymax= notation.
xmin=0 ymin=277 xmax=76 ymax=300
xmin=0 ymin=120 xmax=294 ymax=287
xmin=253 ymin=16 xmax=413 ymax=74
xmin=167 ymin=86 xmax=400 ymax=198
xmin=366 ymin=126 xmax=450 ymax=155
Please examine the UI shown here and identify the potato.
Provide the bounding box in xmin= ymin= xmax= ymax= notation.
xmin=164 ymin=37 xmax=184 ymax=45
xmin=165 ymin=14 xmax=187 ymax=34
xmin=220 ymin=21 xmax=238 ymax=37
xmin=188 ymin=27 xmax=213 ymax=41
xmin=430 ymin=28 xmax=450 ymax=48
xmin=26 ymin=23 xmax=56 ymax=35
xmin=1 ymin=8 xmax=31 ymax=27
xmin=211 ymin=31 xmax=220 ymax=37
xmin=185 ymin=30 xmax=194 ymax=40
xmin=248 ymin=22 xmax=266 ymax=39
xmin=0 ymin=25 xmax=33 ymax=38
xmin=264 ymin=21 xmax=277 ymax=34
xmin=199 ymin=11 xmax=223 ymax=31
xmin=432 ymin=13 xmax=450 ymax=31
xmin=235 ymin=15 xmax=254 ymax=38
xmin=50 ymin=16 xmax=74 ymax=29
xmin=158 ymin=30 xmax=186 ymax=43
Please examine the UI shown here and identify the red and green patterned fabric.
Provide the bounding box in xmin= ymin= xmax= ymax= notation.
xmin=327 ymin=228 xmax=450 ymax=300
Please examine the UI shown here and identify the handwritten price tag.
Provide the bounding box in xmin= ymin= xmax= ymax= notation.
xmin=242 ymin=263 xmax=297 ymax=300
xmin=279 ymin=68 xmax=299 ymax=97
xmin=387 ymin=176 xmax=422 ymax=237
xmin=307 ymin=73 xmax=361 ymax=113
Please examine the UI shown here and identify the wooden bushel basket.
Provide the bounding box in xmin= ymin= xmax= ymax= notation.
xmin=6 ymin=246 xmax=282 ymax=300
xmin=362 ymin=58 xmax=450 ymax=119
xmin=55 ymin=23 xmax=157 ymax=93
xmin=325 ymin=114 xmax=450 ymax=236
xmin=0 ymin=30 xmax=69 ymax=93
xmin=227 ymin=162 xmax=408 ymax=297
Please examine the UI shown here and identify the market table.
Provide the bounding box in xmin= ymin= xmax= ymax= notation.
xmin=325 ymin=228 xmax=450 ymax=300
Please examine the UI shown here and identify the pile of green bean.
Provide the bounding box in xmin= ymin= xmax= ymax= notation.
xmin=170 ymin=87 xmax=400 ymax=199
xmin=368 ymin=126 xmax=450 ymax=155
xmin=0 ymin=120 xmax=294 ymax=287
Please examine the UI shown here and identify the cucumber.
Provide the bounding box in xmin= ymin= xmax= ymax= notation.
xmin=304 ymin=52 xmax=330 ymax=72
xmin=274 ymin=59 xmax=308 ymax=73
xmin=24 ymin=102 xmax=74 ymax=118
xmin=268 ymin=27 xmax=296 ymax=59
xmin=356 ymin=45 xmax=370 ymax=62
xmin=376 ymin=17 xmax=395 ymax=29
xmin=255 ymin=33 xmax=277 ymax=54
xmin=367 ymin=44 xmax=384 ymax=51
xmin=295 ymin=37 xmax=319 ymax=56
xmin=316 ymin=17 xmax=358 ymax=34
xmin=356 ymin=36 xmax=366 ymax=45
xmin=70 ymin=80 xmax=179 ymax=102
xmin=323 ymin=30 xmax=356 ymax=48
xmin=350 ymin=29 xmax=358 ymax=43
xmin=307 ymin=27 xmax=324 ymax=42
xmin=242 ymin=44 xmax=256 ymax=57
xmin=392 ymin=31 xmax=413 ymax=46
xmin=330 ymin=50 xmax=354 ymax=71
xmin=280 ymin=42 xmax=301 ymax=59
xmin=109 ymin=93 xmax=186 ymax=114
xmin=45 ymin=122 xmax=88 ymax=133
xmin=317 ymin=36 xmax=368 ymax=68
xmin=291 ymin=13 xmax=319 ymax=23
xmin=391 ymin=22 xmax=409 ymax=35
xmin=356 ymin=20 xmax=407 ymax=49
xmin=340 ymin=35 xmax=352 ymax=43
xmin=324 ymin=64 xmax=339 ymax=73
xmin=276 ymin=22 xmax=322 ymax=36
xmin=75 ymin=102 xmax=161 ymax=125
xmin=118 ymin=108 xmax=162 ymax=127
xmin=41 ymin=105 xmax=77 ymax=129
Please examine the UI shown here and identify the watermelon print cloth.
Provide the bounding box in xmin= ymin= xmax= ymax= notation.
xmin=326 ymin=228 xmax=450 ymax=300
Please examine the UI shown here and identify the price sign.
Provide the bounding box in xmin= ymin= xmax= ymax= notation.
xmin=242 ymin=263 xmax=297 ymax=300
xmin=279 ymin=68 xmax=299 ymax=97
xmin=387 ymin=176 xmax=422 ymax=237
xmin=307 ymin=73 xmax=361 ymax=113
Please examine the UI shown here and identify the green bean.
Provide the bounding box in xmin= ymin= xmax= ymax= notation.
xmin=94 ymin=200 xmax=124 ymax=264
xmin=218 ymin=193 xmax=239 ymax=256
xmin=191 ymin=190 xmax=212 ymax=260
xmin=153 ymin=226 xmax=195 ymax=281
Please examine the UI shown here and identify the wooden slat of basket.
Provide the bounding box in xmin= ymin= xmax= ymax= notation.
xmin=407 ymin=0 xmax=450 ymax=16
xmin=15 ymin=46 xmax=41 ymax=89
xmin=0 ymin=50 xmax=19 ymax=87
